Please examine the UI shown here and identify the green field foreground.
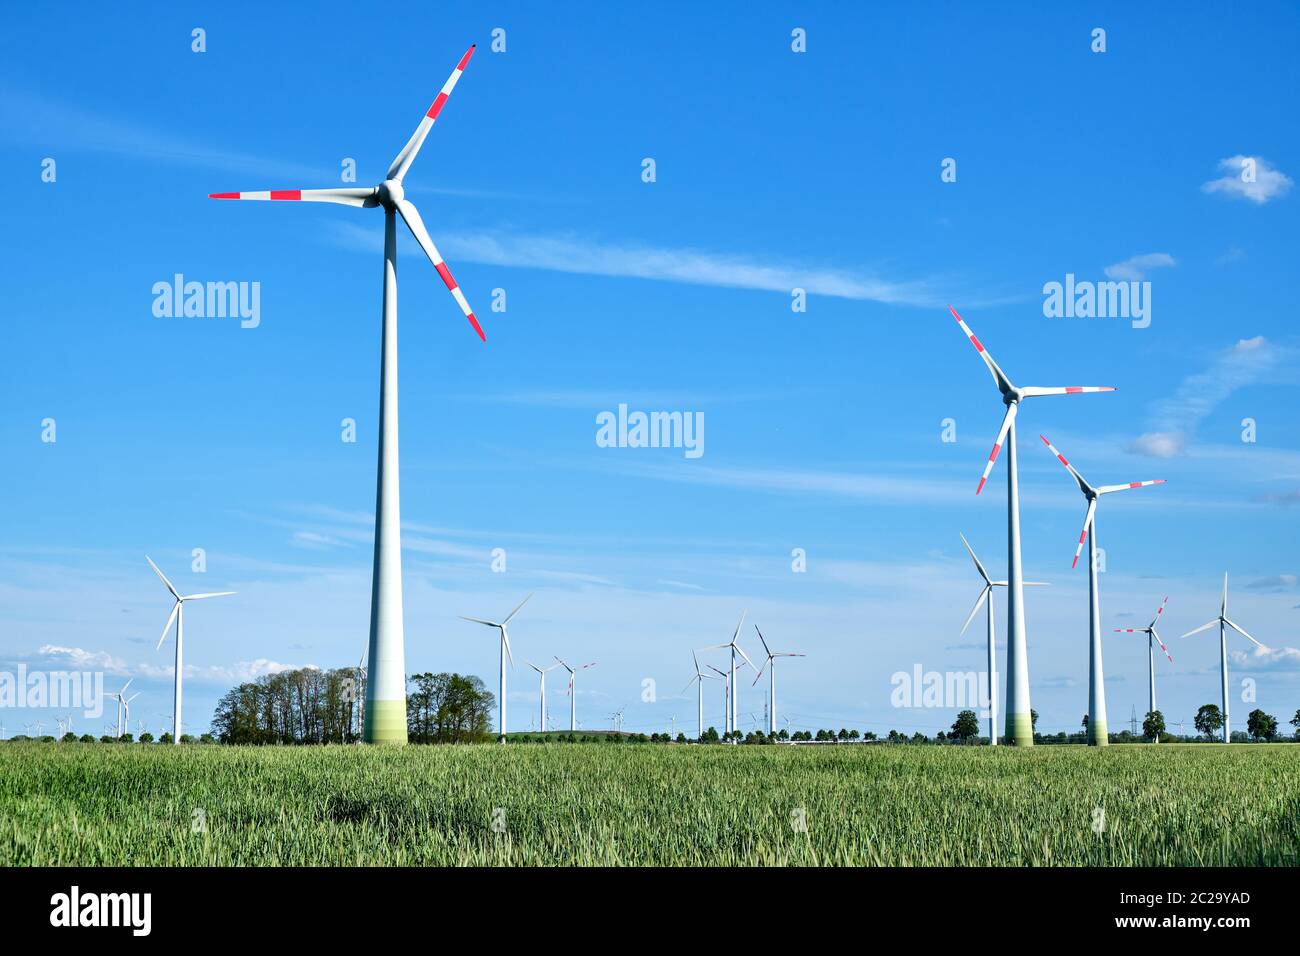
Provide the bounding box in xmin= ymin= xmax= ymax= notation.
xmin=2 ymin=743 xmax=1297 ymax=866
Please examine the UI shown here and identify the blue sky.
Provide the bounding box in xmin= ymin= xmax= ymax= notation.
xmin=2 ymin=2 xmax=1298 ymax=739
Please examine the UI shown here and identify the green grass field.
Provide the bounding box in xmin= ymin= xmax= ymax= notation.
xmin=2 ymin=743 xmax=1297 ymax=866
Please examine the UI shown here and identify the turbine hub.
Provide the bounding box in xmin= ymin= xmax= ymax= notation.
xmin=377 ymin=179 xmax=405 ymax=207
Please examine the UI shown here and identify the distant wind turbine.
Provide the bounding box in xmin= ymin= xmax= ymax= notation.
xmin=751 ymin=626 xmax=805 ymax=735
xmin=554 ymin=657 xmax=596 ymax=732
xmin=1039 ymin=435 xmax=1165 ymax=746
xmin=703 ymin=612 xmax=755 ymax=737
xmin=681 ymin=651 xmax=720 ymax=741
xmin=460 ymin=594 xmax=532 ymax=743
xmin=147 ymin=556 xmax=235 ymax=745
xmin=526 ymin=660 xmax=561 ymax=733
xmin=107 ymin=678 xmax=135 ymax=740
xmin=1181 ymin=575 xmax=1266 ymax=743
xmin=958 ymin=534 xmax=1048 ymax=746
xmin=209 ymin=45 xmax=486 ymax=744
xmin=950 ymin=306 xmax=1115 ymax=744
xmin=1113 ymin=597 xmax=1173 ymax=735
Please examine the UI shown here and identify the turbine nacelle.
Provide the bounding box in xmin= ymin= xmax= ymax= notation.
xmin=376 ymin=179 xmax=405 ymax=209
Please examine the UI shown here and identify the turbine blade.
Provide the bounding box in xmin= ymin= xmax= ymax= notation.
xmin=1150 ymin=626 xmax=1173 ymax=662
xmin=126 ymin=693 xmax=140 ymax=704
xmin=753 ymin=625 xmax=772 ymax=659
xmin=1039 ymin=434 xmax=1092 ymax=495
xmin=502 ymin=593 xmax=533 ymax=626
xmin=1148 ymin=596 xmax=1169 ymax=630
xmin=731 ymin=611 xmax=748 ymax=644
xmin=181 ymin=591 xmax=236 ymax=601
xmin=1221 ymin=573 xmax=1229 ymax=616
xmin=1020 ymin=386 xmax=1117 ymax=397
xmin=387 ymin=44 xmax=477 ymax=181
xmin=1022 ymin=581 xmax=1051 ymax=587
xmin=1224 ymin=618 xmax=1264 ymax=649
xmin=1180 ymin=620 xmax=1219 ymax=639
xmin=501 ymin=627 xmax=515 ymax=667
xmin=145 ymin=556 xmax=180 ymax=600
xmin=156 ymin=602 xmax=180 ymax=650
xmin=948 ymin=306 xmax=1013 ymax=394
xmin=1071 ymin=498 xmax=1097 ymax=569
xmin=207 ymin=187 xmax=377 ymax=207
xmin=680 ymin=675 xmax=700 ymax=695
xmin=958 ymin=532 xmax=992 ymax=585
xmin=1096 ymin=479 xmax=1166 ymax=495
xmin=960 ymin=587 xmax=990 ymax=636
xmin=554 ymin=656 xmax=573 ymax=674
xmin=976 ymin=402 xmax=1017 ymax=496
xmin=733 ymin=643 xmax=757 ymax=673
xmin=119 ymin=678 xmax=133 ymax=695
xmin=751 ymin=664 xmax=766 ymax=687
xmin=459 ymin=616 xmax=499 ymax=627
xmin=395 ymin=198 xmax=485 ymax=341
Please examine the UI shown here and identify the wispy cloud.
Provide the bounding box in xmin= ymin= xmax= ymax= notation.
xmin=1201 ymin=155 xmax=1293 ymax=205
xmin=1104 ymin=252 xmax=1176 ymax=281
xmin=1128 ymin=336 xmax=1288 ymax=458
xmin=617 ymin=461 xmax=965 ymax=503
xmin=1230 ymin=645 xmax=1300 ymax=671
xmin=331 ymin=222 xmax=964 ymax=308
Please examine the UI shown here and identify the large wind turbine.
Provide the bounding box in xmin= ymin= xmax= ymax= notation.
xmin=1181 ymin=575 xmax=1266 ymax=743
xmin=950 ymin=307 xmax=1115 ymax=745
xmin=1113 ymin=597 xmax=1173 ymax=736
xmin=958 ymin=534 xmax=1048 ymax=746
xmin=554 ymin=657 xmax=596 ymax=733
xmin=210 ymin=45 xmax=485 ymax=745
xmin=750 ymin=626 xmax=805 ymax=735
xmin=703 ymin=612 xmax=755 ymax=737
xmin=1039 ymin=435 xmax=1165 ymax=746
xmin=682 ymin=651 xmax=719 ymax=740
xmin=526 ymin=660 xmax=560 ymax=733
xmin=147 ymin=557 xmax=235 ymax=745
xmin=460 ymin=594 xmax=532 ymax=743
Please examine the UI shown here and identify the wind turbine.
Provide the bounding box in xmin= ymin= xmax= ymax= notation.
xmin=526 ymin=660 xmax=561 ymax=734
xmin=107 ymin=678 xmax=135 ymax=739
xmin=751 ymin=626 xmax=805 ymax=735
xmin=958 ymin=534 xmax=1048 ymax=746
xmin=1039 ymin=435 xmax=1165 ymax=746
xmin=554 ymin=657 xmax=596 ymax=732
xmin=703 ymin=612 xmax=755 ymax=737
xmin=950 ymin=306 xmax=1115 ymax=745
xmin=707 ymin=665 xmax=731 ymax=735
xmin=1181 ymin=575 xmax=1266 ymax=743
xmin=1113 ymin=597 xmax=1173 ymax=735
xmin=460 ymin=594 xmax=532 ymax=743
xmin=210 ymin=45 xmax=485 ymax=745
xmin=147 ymin=556 xmax=235 ymax=746
xmin=681 ymin=650 xmax=720 ymax=741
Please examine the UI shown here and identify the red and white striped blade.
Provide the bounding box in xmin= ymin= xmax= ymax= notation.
xmin=208 ymin=187 xmax=377 ymax=208
xmin=1151 ymin=626 xmax=1173 ymax=662
xmin=1113 ymin=628 xmax=1140 ymax=633
xmin=949 ymin=306 xmax=1013 ymax=393
xmin=387 ymin=45 xmax=476 ymax=182
xmin=975 ymin=402 xmax=1017 ymax=495
xmin=1071 ymin=498 xmax=1097 ymax=569
xmin=1096 ymin=479 xmax=1166 ymax=495
xmin=1020 ymin=386 xmax=1117 ymax=397
xmin=1039 ymin=433 xmax=1091 ymax=495
xmin=395 ymin=199 xmax=485 ymax=341
xmin=1148 ymin=596 xmax=1169 ymax=630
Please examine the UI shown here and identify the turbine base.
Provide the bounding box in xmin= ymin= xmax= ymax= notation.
xmin=1005 ymin=711 xmax=1034 ymax=746
xmin=363 ymin=699 xmax=408 ymax=745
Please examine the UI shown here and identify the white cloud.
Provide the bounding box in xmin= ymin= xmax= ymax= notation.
xmin=1104 ymin=252 xmax=1176 ymax=281
xmin=1230 ymin=645 xmax=1300 ymax=671
xmin=332 ymin=222 xmax=949 ymax=307
xmin=1128 ymin=336 xmax=1287 ymax=457
xmin=1201 ymin=155 xmax=1293 ymax=205
xmin=35 ymin=645 xmax=130 ymax=675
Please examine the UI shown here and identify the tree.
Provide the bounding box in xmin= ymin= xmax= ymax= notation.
xmin=1195 ymin=704 xmax=1224 ymax=741
xmin=1031 ymin=709 xmax=1039 ymax=731
xmin=1246 ymin=709 xmax=1278 ymax=742
xmin=1290 ymin=709 xmax=1300 ymax=740
xmin=1142 ymin=710 xmax=1165 ymax=742
xmin=140 ymin=732 xmax=156 ymax=743
xmin=61 ymin=732 xmax=77 ymax=743
xmin=79 ymin=734 xmax=95 ymax=744
xmin=951 ymin=710 xmax=980 ymax=742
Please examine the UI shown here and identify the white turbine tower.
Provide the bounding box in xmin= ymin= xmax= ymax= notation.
xmin=1181 ymin=575 xmax=1266 ymax=743
xmin=460 ymin=594 xmax=532 ymax=744
xmin=107 ymin=678 xmax=135 ymax=740
xmin=147 ymin=557 xmax=235 ymax=745
xmin=210 ymin=45 xmax=485 ymax=745
xmin=1113 ymin=597 xmax=1173 ymax=738
xmin=526 ymin=661 xmax=560 ymax=734
xmin=1039 ymin=435 xmax=1165 ymax=746
xmin=950 ymin=306 xmax=1115 ymax=745
xmin=682 ymin=651 xmax=720 ymax=741
xmin=554 ymin=657 xmax=596 ymax=733
xmin=703 ymin=612 xmax=755 ymax=738
xmin=958 ymin=534 xmax=1049 ymax=746
xmin=750 ymin=626 xmax=805 ymax=735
